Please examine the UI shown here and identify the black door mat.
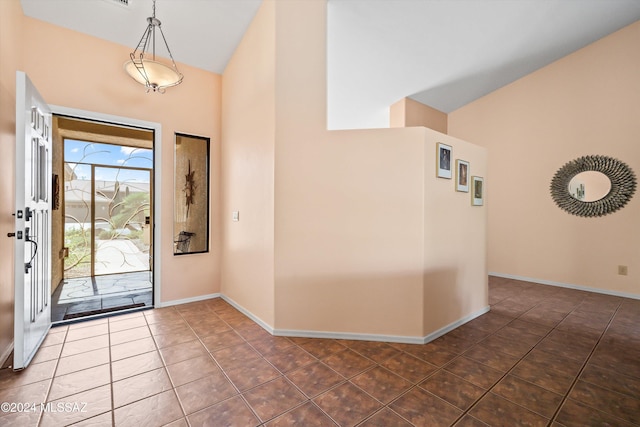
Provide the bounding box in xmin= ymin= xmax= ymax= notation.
xmin=63 ymin=303 xmax=146 ymax=320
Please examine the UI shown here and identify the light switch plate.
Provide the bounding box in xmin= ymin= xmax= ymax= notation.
xmin=232 ymin=211 xmax=240 ymax=222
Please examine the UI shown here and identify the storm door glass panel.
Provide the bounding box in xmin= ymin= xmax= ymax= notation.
xmin=94 ymin=166 xmax=151 ymax=276
xmin=64 ymin=163 xmax=93 ymax=278
xmin=63 ymin=140 xmax=153 ymax=279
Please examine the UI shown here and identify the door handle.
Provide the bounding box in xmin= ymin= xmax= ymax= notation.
xmin=24 ymin=227 xmax=37 ymax=274
xmin=7 ymin=231 xmax=23 ymax=239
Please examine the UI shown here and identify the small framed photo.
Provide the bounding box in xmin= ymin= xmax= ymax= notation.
xmin=471 ymin=176 xmax=484 ymax=206
xmin=456 ymin=160 xmax=470 ymax=192
xmin=436 ymin=143 xmax=452 ymax=179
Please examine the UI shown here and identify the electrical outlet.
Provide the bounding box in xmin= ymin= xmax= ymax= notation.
xmin=618 ymin=265 xmax=628 ymax=276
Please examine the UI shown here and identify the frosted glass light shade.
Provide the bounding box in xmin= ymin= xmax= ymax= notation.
xmin=124 ymin=59 xmax=183 ymax=92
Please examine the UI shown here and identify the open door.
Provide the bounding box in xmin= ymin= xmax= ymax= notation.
xmin=13 ymin=71 xmax=52 ymax=370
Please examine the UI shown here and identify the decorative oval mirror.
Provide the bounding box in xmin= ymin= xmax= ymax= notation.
xmin=550 ymin=155 xmax=636 ymax=217
xmin=568 ymin=171 xmax=611 ymax=202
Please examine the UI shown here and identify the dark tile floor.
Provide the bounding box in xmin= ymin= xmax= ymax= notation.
xmin=52 ymin=272 xmax=153 ymax=322
xmin=1 ymin=276 xmax=639 ymax=426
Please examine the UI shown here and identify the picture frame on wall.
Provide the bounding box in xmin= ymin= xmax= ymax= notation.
xmin=456 ymin=160 xmax=470 ymax=192
xmin=472 ymin=176 xmax=484 ymax=206
xmin=436 ymin=142 xmax=452 ymax=179
xmin=174 ymin=133 xmax=210 ymax=255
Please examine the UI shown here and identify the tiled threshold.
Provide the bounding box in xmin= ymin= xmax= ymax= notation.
xmin=51 ymin=272 xmax=153 ymax=323
xmin=0 ymin=276 xmax=638 ymax=426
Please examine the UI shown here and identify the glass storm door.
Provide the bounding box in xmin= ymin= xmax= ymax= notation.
xmin=93 ymin=166 xmax=152 ymax=276
xmin=64 ymin=141 xmax=153 ymax=279
xmin=13 ymin=71 xmax=52 ymax=370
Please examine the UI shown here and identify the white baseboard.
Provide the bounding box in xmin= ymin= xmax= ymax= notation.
xmin=421 ymin=305 xmax=491 ymax=344
xmin=0 ymin=342 xmax=14 ymax=368
xmin=489 ymin=272 xmax=640 ymax=300
xmin=274 ymin=328 xmax=425 ymax=344
xmin=275 ymin=305 xmax=491 ymax=345
xmin=160 ymin=293 xmax=491 ymax=345
xmin=220 ymin=295 xmax=275 ymax=335
xmin=158 ymin=293 xmax=221 ymax=308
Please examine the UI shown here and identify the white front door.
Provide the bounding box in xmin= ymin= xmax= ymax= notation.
xmin=13 ymin=71 xmax=52 ymax=370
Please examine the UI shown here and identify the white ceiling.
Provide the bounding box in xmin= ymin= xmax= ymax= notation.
xmin=20 ymin=0 xmax=263 ymax=73
xmin=328 ymin=0 xmax=640 ymax=129
xmin=21 ymin=0 xmax=640 ymax=130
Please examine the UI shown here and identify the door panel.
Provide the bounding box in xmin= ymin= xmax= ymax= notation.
xmin=14 ymin=71 xmax=52 ymax=370
xmin=63 ymin=162 xmax=93 ymax=278
xmin=94 ymin=166 xmax=151 ymax=276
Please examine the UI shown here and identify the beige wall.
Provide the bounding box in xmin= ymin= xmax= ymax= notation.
xmin=221 ymin=0 xmax=276 ymax=326
xmin=221 ymin=0 xmax=488 ymax=340
xmin=449 ymin=21 xmax=640 ymax=296
xmin=1 ymin=0 xmax=489 ymax=356
xmin=273 ymin=126 xmax=428 ymax=337
xmin=0 ymin=0 xmax=24 ymax=363
xmin=0 ymin=0 xmax=222 ymax=343
xmin=21 ymin=15 xmax=222 ymax=304
xmin=422 ymin=129 xmax=488 ymax=334
xmin=390 ymin=97 xmax=448 ymax=134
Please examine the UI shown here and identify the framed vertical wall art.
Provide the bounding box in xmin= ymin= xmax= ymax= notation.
xmin=436 ymin=143 xmax=452 ymax=179
xmin=174 ymin=133 xmax=210 ymax=255
xmin=471 ymin=176 xmax=484 ymax=206
xmin=456 ymin=160 xmax=469 ymax=192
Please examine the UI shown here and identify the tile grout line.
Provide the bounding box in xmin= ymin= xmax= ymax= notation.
xmin=70 ymin=303 xmax=436 ymax=426
xmin=114 ymin=313 xmax=179 ymax=426
xmin=335 ymin=358 xmax=405 ymax=427
xmin=108 ymin=316 xmax=115 ymax=427
xmin=183 ymin=301 xmax=408 ymax=426
xmin=24 ymin=281 xmax=640 ymax=427
xmin=547 ymin=300 xmax=625 ymax=425
xmin=95 ymin=313 xmax=165 ymax=424
xmin=448 ymin=294 xmax=580 ymax=426
xmin=160 ymin=306 xmax=202 ymax=426
xmin=174 ymin=302 xmax=289 ymax=423
xmin=185 ymin=304 xmax=250 ymax=398
xmin=361 ymin=383 xmax=431 ymax=427
xmin=178 ymin=303 xmax=292 ymax=425
xmin=481 ymin=289 xmax=630 ymax=426
xmin=334 ymin=346 xmax=415 ymax=425
xmin=343 ymin=344 xmax=462 ymax=427
xmin=37 ymin=325 xmax=68 ymax=427
xmin=227 ymin=317 xmax=337 ymax=425
xmin=337 ymin=332 xmax=487 ymax=426
xmin=169 ymin=306 xmax=197 ymax=414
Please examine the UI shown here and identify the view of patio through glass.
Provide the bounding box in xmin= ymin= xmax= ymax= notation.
xmin=63 ymin=140 xmax=153 ymax=278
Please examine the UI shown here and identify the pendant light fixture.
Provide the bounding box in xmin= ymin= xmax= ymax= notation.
xmin=124 ymin=0 xmax=183 ymax=93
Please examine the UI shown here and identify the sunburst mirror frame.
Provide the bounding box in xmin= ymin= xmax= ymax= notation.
xmin=550 ymin=155 xmax=636 ymax=217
